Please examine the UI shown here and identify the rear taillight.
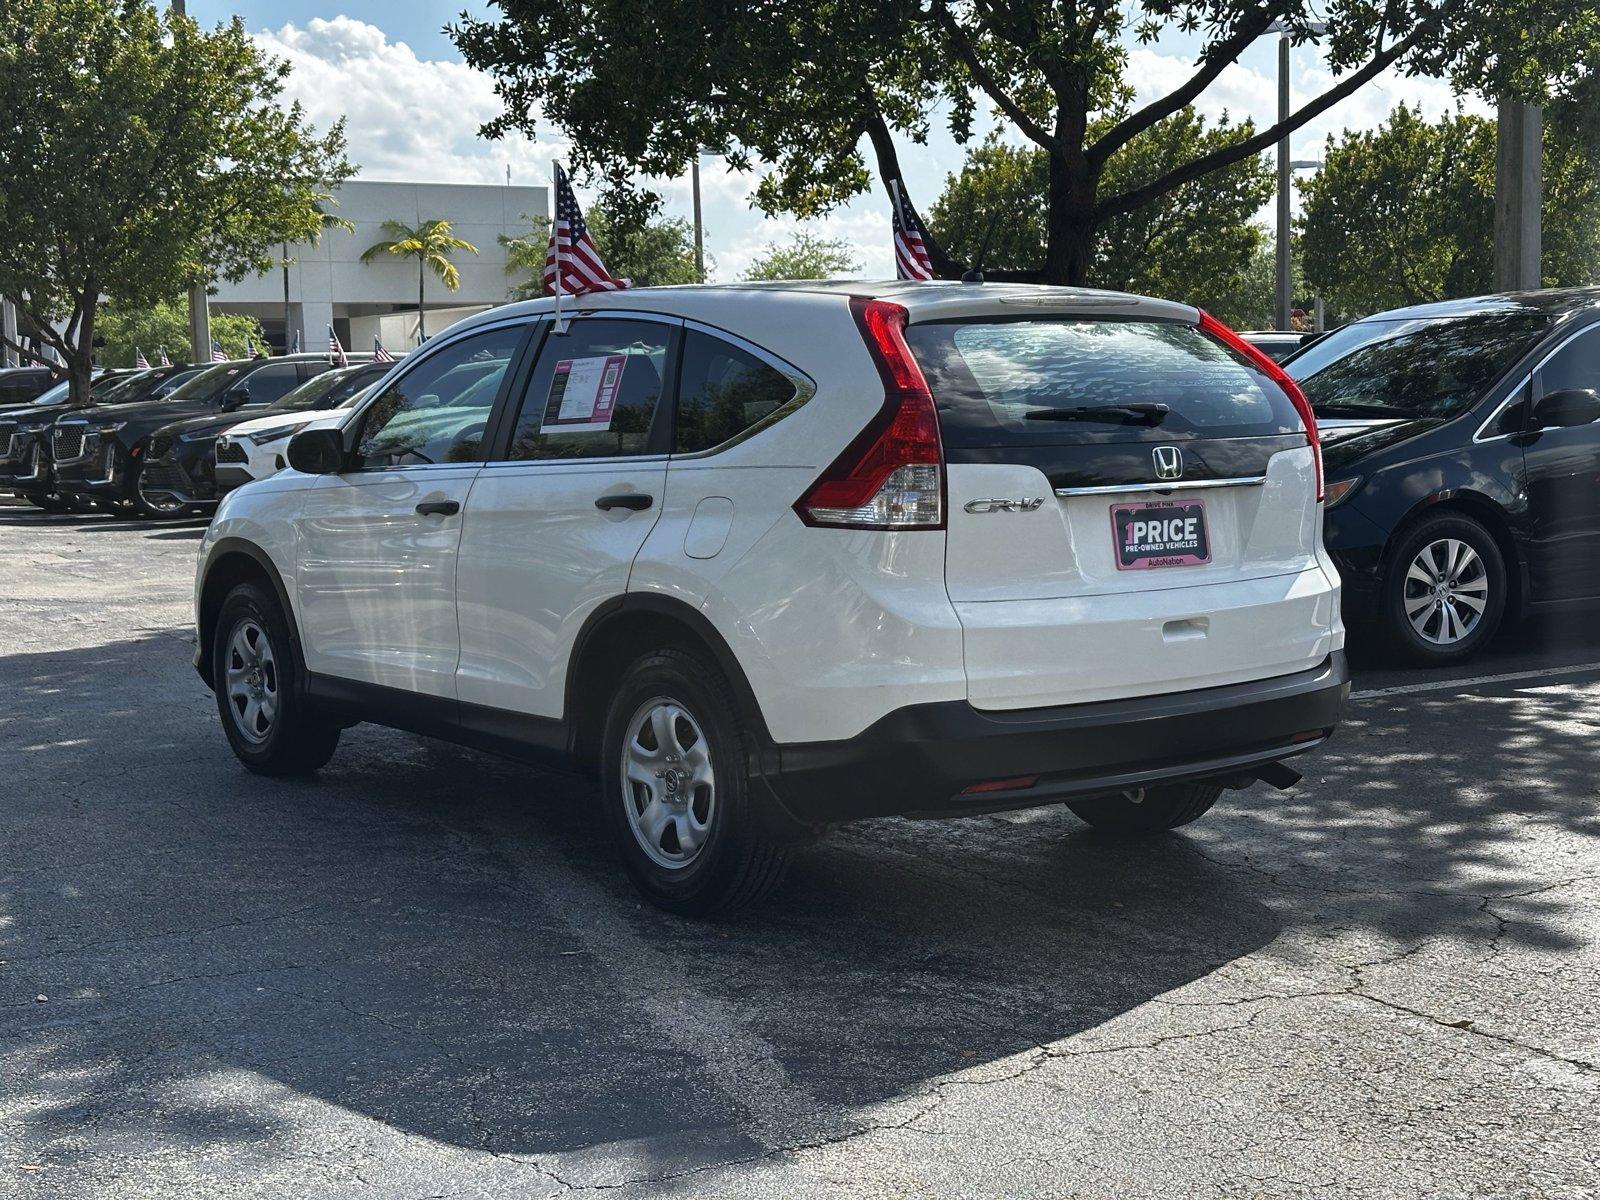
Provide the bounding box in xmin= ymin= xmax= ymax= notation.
xmin=794 ymin=298 xmax=945 ymax=529
xmin=1197 ymin=310 xmax=1322 ymax=502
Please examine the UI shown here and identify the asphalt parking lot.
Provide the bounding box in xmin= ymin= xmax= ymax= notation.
xmin=2 ymin=500 xmax=1598 ymax=1199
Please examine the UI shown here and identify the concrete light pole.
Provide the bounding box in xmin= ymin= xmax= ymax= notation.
xmin=691 ymin=155 xmax=705 ymax=283
xmin=1494 ymin=100 xmax=1543 ymax=291
xmin=1 ymin=297 xmax=18 ymax=367
xmin=1269 ymin=22 xmax=1327 ymax=331
xmin=170 ymin=0 xmax=211 ymax=363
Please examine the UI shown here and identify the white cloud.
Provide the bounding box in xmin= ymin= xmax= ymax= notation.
xmin=254 ymin=16 xmax=570 ymax=187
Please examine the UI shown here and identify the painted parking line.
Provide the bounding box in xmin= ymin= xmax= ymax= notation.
xmin=1351 ymin=660 xmax=1600 ymax=701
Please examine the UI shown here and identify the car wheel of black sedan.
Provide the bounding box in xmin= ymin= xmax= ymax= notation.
xmin=1382 ymin=512 xmax=1506 ymax=665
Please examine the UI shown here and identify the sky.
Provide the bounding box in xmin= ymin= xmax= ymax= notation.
xmin=186 ymin=1 xmax=1487 ymax=281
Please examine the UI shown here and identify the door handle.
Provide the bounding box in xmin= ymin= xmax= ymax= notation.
xmin=415 ymin=500 xmax=460 ymax=517
xmin=595 ymin=492 xmax=654 ymax=512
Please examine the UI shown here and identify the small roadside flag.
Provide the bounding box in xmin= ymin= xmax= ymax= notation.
xmin=251 ymin=338 xmax=267 ymax=359
xmin=291 ymin=329 xmax=301 ymax=354
xmin=544 ymin=163 xmax=627 ymax=299
xmin=158 ymin=346 xmax=171 ymax=366
xmin=890 ymin=179 xmax=935 ymax=281
xmin=134 ymin=347 xmax=150 ymax=369
xmin=210 ymin=338 xmax=227 ymax=363
xmin=328 ymin=324 xmax=348 ymax=368
xmin=373 ymin=337 xmax=394 ymax=363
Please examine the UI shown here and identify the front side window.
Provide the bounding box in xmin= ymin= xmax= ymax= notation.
xmin=674 ymin=330 xmax=800 ymax=453
xmin=505 ymin=319 xmax=671 ymax=461
xmin=240 ymin=363 xmax=303 ymax=407
xmin=1536 ymin=327 xmax=1600 ymax=397
xmin=356 ymin=325 xmax=523 ymax=469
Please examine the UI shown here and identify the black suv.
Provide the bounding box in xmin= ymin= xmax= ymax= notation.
xmin=0 ymin=370 xmax=153 ymax=510
xmin=147 ymin=359 xmax=389 ymax=511
xmin=0 ymin=366 xmax=64 ymax=410
xmin=53 ymin=355 xmax=345 ymax=517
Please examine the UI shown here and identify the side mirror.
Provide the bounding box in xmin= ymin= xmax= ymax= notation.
xmin=219 ymin=385 xmax=250 ymax=412
xmin=286 ymin=427 xmax=347 ymax=475
xmin=1532 ymin=387 xmax=1600 ymax=429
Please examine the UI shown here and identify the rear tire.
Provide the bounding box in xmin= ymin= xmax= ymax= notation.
xmin=1067 ymin=782 xmax=1223 ymax=833
xmin=1381 ymin=512 xmax=1506 ymax=666
xmin=212 ymin=582 xmax=340 ymax=775
xmin=599 ymin=648 xmax=790 ymax=915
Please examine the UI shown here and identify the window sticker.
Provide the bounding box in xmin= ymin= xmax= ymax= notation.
xmin=540 ymin=354 xmax=627 ymax=433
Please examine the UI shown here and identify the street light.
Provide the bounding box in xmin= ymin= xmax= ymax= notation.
xmin=1268 ymin=21 xmax=1327 ymax=331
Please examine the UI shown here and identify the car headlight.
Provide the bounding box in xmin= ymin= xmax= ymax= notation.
xmin=246 ymin=429 xmax=289 ymax=446
xmin=180 ymin=427 xmax=217 ymax=442
xmin=1324 ymin=477 xmax=1362 ymax=507
xmin=96 ymin=422 xmax=126 ymax=435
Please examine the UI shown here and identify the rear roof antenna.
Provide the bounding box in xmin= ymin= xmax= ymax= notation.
xmin=962 ymin=213 xmax=999 ymax=284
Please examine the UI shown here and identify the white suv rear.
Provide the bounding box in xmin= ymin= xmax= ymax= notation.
xmin=194 ymin=282 xmax=1348 ymax=914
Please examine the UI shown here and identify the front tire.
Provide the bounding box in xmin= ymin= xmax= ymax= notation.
xmin=212 ymin=582 xmax=340 ymax=775
xmin=600 ymin=648 xmax=790 ymax=915
xmin=1067 ymin=782 xmax=1223 ymax=833
xmin=1381 ymin=512 xmax=1506 ymax=666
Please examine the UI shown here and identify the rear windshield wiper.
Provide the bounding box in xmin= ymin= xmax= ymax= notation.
xmin=1024 ymin=402 xmax=1170 ymax=426
xmin=1311 ymin=401 xmax=1414 ymax=419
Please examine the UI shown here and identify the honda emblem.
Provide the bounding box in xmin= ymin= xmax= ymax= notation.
xmin=1152 ymin=445 xmax=1183 ymax=480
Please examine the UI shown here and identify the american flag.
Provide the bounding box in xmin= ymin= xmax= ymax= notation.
xmin=251 ymin=339 xmax=267 ymax=359
xmin=373 ymin=337 xmax=394 ymax=363
xmin=891 ymin=179 xmax=935 ymax=281
xmin=210 ymin=338 xmax=227 ymax=363
xmin=328 ymin=324 xmax=347 ymax=368
xmin=290 ymin=329 xmax=301 ymax=355
xmin=134 ymin=347 xmax=149 ymax=369
xmin=158 ymin=346 xmax=171 ymax=366
xmin=544 ymin=164 xmax=627 ymax=296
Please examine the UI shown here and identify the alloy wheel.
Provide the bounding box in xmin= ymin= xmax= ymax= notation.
xmin=224 ymin=619 xmax=279 ymax=743
xmin=620 ymin=696 xmax=716 ymax=869
xmin=1402 ymin=538 xmax=1489 ymax=645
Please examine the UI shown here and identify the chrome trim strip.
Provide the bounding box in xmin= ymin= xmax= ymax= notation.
xmin=1474 ymin=322 xmax=1600 ymax=444
xmin=1054 ymin=475 xmax=1268 ymax=497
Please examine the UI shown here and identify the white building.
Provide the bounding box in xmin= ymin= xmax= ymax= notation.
xmin=210 ymin=179 xmax=548 ymax=354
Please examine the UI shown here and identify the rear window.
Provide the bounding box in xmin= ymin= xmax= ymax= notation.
xmin=903 ymin=318 xmax=1301 ymax=446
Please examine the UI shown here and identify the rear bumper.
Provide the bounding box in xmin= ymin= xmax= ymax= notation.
xmin=761 ymin=653 xmax=1349 ymax=828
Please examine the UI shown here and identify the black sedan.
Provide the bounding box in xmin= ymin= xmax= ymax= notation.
xmin=1286 ymin=287 xmax=1600 ymax=664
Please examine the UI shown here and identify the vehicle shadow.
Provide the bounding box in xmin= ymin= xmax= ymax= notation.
xmin=0 ymin=630 xmax=1594 ymax=1177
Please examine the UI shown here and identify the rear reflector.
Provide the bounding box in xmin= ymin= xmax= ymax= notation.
xmin=794 ymin=298 xmax=945 ymax=529
xmin=960 ymin=775 xmax=1040 ymax=795
xmin=1197 ymin=311 xmax=1322 ymax=501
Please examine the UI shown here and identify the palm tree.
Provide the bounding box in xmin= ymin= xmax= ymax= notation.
xmin=360 ymin=219 xmax=479 ymax=341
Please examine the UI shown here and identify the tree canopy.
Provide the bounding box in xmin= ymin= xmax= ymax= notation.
xmin=1300 ymin=102 xmax=1600 ymax=318
xmin=500 ymin=193 xmax=701 ymax=297
xmin=741 ymin=233 xmax=861 ymax=281
xmin=0 ymin=0 xmax=351 ymax=401
xmin=95 ymin=297 xmax=263 ymax=368
xmin=452 ymin=0 xmax=1599 ymax=286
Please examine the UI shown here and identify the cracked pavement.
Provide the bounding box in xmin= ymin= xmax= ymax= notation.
xmin=2 ymin=500 xmax=1598 ymax=1198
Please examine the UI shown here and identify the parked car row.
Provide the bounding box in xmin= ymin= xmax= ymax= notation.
xmin=0 ymin=354 xmax=389 ymax=518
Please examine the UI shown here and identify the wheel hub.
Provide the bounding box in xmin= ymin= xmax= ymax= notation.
xmin=622 ymin=698 xmax=715 ymax=869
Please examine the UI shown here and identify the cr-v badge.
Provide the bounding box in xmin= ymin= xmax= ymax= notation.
xmin=1153 ymin=445 xmax=1184 ymax=480
xmin=964 ymin=497 xmax=1046 ymax=513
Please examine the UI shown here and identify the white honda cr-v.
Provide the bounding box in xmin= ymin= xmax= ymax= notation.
xmin=194 ymin=282 xmax=1348 ymax=913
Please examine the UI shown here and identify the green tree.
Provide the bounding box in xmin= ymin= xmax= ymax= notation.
xmin=1300 ymin=104 xmax=1600 ymax=317
xmin=741 ymin=233 xmax=861 ymax=281
xmin=360 ymin=219 xmax=479 ymax=340
xmin=95 ymin=297 xmax=263 ymax=367
xmin=451 ymin=0 xmax=1597 ymax=287
xmin=0 ymin=0 xmax=352 ymax=403
xmin=499 ymin=192 xmax=700 ymax=297
xmin=930 ymin=108 xmax=1272 ymax=310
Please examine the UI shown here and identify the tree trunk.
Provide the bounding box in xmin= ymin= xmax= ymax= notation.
xmin=1042 ymin=147 xmax=1097 ymax=286
xmin=418 ymin=258 xmax=426 ymax=342
xmin=68 ymin=295 xmax=96 ymax=408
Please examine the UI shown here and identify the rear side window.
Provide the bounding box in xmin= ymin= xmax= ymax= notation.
xmin=903 ymin=318 xmax=1301 ymax=446
xmin=674 ymin=330 xmax=800 ymax=453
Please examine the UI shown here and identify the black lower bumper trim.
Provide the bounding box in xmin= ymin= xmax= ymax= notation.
xmin=766 ymin=653 xmax=1350 ymax=826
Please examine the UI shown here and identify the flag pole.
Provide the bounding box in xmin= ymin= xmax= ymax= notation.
xmin=552 ymin=162 xmax=568 ymax=335
xmin=889 ymin=177 xmax=905 ymax=227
